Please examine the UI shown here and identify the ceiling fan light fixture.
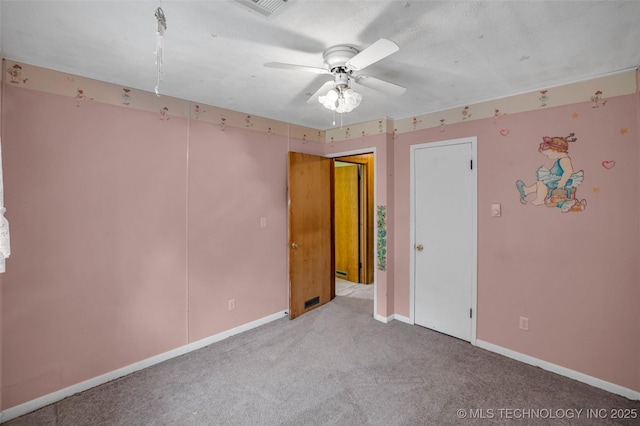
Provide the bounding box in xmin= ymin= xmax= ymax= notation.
xmin=326 ymin=88 xmax=339 ymax=101
xmin=319 ymin=86 xmax=361 ymax=113
xmin=318 ymin=94 xmax=336 ymax=111
xmin=265 ymin=37 xmax=403 ymax=120
xmin=346 ymin=92 xmax=361 ymax=108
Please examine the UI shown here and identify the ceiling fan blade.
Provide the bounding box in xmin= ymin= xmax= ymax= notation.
xmin=353 ymin=75 xmax=406 ymax=96
xmin=346 ymin=38 xmax=399 ymax=71
xmin=306 ymin=80 xmax=335 ymax=104
xmin=264 ymin=62 xmax=330 ymax=75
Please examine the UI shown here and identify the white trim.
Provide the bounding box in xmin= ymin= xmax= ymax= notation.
xmin=470 ymin=139 xmax=478 ymax=344
xmin=374 ymin=314 xmax=412 ymax=324
xmin=326 ymin=148 xmax=379 ymax=321
xmin=1 ymin=310 xmax=288 ymax=423
xmin=391 ymin=314 xmax=412 ymax=324
xmin=374 ymin=314 xmax=391 ymax=323
xmin=476 ymin=340 xmax=640 ymax=401
xmin=409 ymin=137 xmax=478 ymax=344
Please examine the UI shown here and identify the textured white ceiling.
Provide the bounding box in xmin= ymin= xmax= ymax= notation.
xmin=2 ymin=0 xmax=639 ymax=130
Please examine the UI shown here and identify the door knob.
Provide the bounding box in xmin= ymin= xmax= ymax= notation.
xmin=416 ymin=244 xmax=424 ymax=251
xmin=291 ymin=242 xmax=299 ymax=249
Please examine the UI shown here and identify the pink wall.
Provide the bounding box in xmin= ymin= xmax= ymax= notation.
xmin=1 ymin=87 xmax=290 ymax=408
xmin=2 ymin=87 xmax=188 ymax=407
xmin=187 ymin=121 xmax=288 ymax=341
xmin=2 ymin=75 xmax=638 ymax=412
xmin=392 ymin=94 xmax=640 ymax=392
xmin=289 ymin=138 xmax=326 ymax=156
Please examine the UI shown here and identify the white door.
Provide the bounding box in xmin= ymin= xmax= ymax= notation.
xmin=413 ymin=139 xmax=476 ymax=341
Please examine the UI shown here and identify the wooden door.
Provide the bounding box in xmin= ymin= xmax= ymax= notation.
xmin=413 ymin=140 xmax=475 ymax=341
xmin=334 ymin=163 xmax=360 ymax=282
xmin=288 ymin=152 xmax=334 ymax=319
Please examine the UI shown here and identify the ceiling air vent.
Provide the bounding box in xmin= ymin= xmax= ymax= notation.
xmin=235 ymin=0 xmax=291 ymax=18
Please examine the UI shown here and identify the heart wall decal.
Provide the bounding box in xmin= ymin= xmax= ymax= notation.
xmin=602 ymin=160 xmax=616 ymax=169
xmin=500 ymin=129 xmax=510 ymax=136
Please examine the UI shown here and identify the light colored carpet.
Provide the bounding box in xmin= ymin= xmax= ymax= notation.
xmin=335 ymin=278 xmax=374 ymax=300
xmin=4 ymin=296 xmax=639 ymax=425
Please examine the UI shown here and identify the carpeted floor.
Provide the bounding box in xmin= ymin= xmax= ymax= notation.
xmin=4 ymin=294 xmax=639 ymax=425
xmin=335 ymin=278 xmax=374 ymax=299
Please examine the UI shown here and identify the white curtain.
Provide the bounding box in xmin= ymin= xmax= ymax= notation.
xmin=0 ymin=138 xmax=10 ymax=273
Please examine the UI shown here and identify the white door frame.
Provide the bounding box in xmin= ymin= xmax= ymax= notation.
xmin=409 ymin=137 xmax=478 ymax=344
xmin=327 ymin=148 xmax=378 ymax=320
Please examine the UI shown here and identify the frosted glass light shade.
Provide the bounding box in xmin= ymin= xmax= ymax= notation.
xmin=318 ymin=87 xmax=361 ymax=113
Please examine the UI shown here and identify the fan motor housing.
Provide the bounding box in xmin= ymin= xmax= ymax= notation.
xmin=323 ymin=45 xmax=359 ymax=72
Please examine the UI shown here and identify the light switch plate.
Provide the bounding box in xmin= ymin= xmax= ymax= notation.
xmin=491 ymin=204 xmax=501 ymax=217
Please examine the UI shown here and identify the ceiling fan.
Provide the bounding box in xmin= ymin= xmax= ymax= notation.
xmin=264 ymin=38 xmax=406 ymax=113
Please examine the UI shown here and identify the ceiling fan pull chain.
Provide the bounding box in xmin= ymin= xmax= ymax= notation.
xmin=154 ymin=7 xmax=167 ymax=96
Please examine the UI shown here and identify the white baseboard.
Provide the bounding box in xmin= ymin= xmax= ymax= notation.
xmin=367 ymin=318 xmax=638 ymax=401
xmin=391 ymin=314 xmax=412 ymax=324
xmin=476 ymin=339 xmax=640 ymax=401
xmin=374 ymin=313 xmax=412 ymax=324
xmin=1 ymin=310 xmax=288 ymax=423
xmin=374 ymin=313 xmax=391 ymax=323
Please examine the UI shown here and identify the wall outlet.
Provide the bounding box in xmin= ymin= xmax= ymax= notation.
xmin=260 ymin=217 xmax=267 ymax=228
xmin=228 ymin=299 xmax=235 ymax=311
xmin=519 ymin=316 xmax=529 ymax=331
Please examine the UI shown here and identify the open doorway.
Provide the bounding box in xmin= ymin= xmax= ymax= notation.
xmin=333 ymin=153 xmax=374 ymax=290
xmin=287 ymin=151 xmax=375 ymax=319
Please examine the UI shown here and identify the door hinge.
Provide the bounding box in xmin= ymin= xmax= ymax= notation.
xmin=470 ymin=308 xmax=473 ymax=318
